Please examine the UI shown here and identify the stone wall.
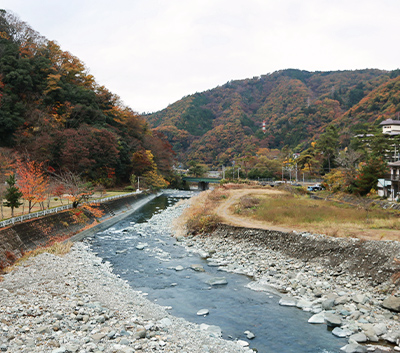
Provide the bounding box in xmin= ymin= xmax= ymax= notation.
xmin=0 ymin=193 xmax=149 ymax=268
xmin=213 ymin=224 xmax=400 ymax=284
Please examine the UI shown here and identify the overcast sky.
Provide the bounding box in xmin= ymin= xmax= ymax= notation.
xmin=2 ymin=0 xmax=400 ymax=113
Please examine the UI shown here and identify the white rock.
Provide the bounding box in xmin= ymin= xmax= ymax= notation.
xmin=308 ymin=312 xmax=325 ymax=324
xmin=197 ymin=309 xmax=209 ymax=316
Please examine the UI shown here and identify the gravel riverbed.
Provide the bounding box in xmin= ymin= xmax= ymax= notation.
xmin=1 ymin=196 xmax=400 ymax=353
xmin=178 ymin=226 xmax=400 ymax=352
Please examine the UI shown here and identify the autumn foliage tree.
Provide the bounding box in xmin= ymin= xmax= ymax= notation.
xmin=0 ymin=11 xmax=175 ymax=186
xmin=16 ymin=159 xmax=48 ymax=213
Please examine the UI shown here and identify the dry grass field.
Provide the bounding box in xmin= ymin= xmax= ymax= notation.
xmin=178 ymin=184 xmax=400 ymax=241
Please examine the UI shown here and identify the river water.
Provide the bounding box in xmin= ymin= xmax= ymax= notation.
xmin=89 ymin=191 xmax=345 ymax=353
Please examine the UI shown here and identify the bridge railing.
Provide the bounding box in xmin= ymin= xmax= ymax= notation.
xmin=0 ymin=191 xmax=140 ymax=229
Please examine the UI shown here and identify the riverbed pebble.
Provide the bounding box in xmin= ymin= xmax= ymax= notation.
xmin=0 ymin=244 xmax=251 ymax=353
xmin=173 ymin=196 xmax=400 ymax=352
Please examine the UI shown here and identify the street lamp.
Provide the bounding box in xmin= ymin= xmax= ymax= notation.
xmin=137 ymin=177 xmax=141 ymax=192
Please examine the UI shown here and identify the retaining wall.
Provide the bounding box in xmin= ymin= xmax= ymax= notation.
xmin=0 ymin=192 xmax=151 ymax=268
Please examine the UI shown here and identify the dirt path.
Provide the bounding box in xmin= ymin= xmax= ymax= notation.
xmin=214 ymin=188 xmax=400 ymax=241
xmin=215 ymin=188 xmax=295 ymax=232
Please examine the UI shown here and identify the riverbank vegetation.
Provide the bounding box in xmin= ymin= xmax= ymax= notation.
xmin=234 ymin=191 xmax=400 ymax=238
xmin=180 ymin=185 xmax=400 ymax=240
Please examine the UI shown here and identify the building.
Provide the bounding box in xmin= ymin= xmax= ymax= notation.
xmin=388 ymin=160 xmax=400 ymax=200
xmin=376 ymin=118 xmax=400 ymax=199
xmin=380 ymin=118 xmax=400 ymax=136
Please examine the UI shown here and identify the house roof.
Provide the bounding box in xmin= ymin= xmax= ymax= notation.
xmin=380 ymin=118 xmax=400 ymax=126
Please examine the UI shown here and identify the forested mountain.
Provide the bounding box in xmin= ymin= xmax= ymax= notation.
xmin=146 ymin=68 xmax=400 ymax=167
xmin=0 ymin=10 xmax=174 ymax=185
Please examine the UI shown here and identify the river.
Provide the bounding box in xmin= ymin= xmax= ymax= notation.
xmin=89 ymin=191 xmax=345 ymax=353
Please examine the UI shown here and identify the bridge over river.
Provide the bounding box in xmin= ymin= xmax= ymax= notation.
xmin=182 ymin=176 xmax=221 ymax=190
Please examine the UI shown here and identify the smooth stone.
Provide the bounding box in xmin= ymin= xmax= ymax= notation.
xmin=91 ymin=332 xmax=106 ymax=341
xmin=324 ymin=313 xmax=342 ymax=327
xmin=190 ymin=264 xmax=205 ymax=272
xmin=335 ymin=296 xmax=349 ymax=305
xmin=350 ymin=332 xmax=367 ymax=343
xmin=200 ymin=324 xmax=222 ymax=338
xmin=159 ymin=318 xmax=172 ymax=327
xmin=308 ymin=312 xmax=325 ymax=324
xmin=206 ymin=277 xmax=228 ymax=286
xmin=353 ymin=294 xmax=367 ymax=304
xmin=373 ymin=323 xmax=387 ymax=336
xmin=382 ymin=296 xmax=400 ymax=312
xmin=297 ymin=299 xmax=313 ymax=310
xmin=133 ymin=327 xmax=146 ymax=339
xmin=198 ymin=251 xmax=209 ymax=259
xmin=237 ymin=340 xmax=249 ymax=347
xmin=322 ymin=298 xmax=335 ymax=310
xmin=340 ymin=343 xmax=367 ymax=353
xmin=244 ymin=330 xmax=255 ymax=339
xmin=197 ymin=309 xmax=209 ymax=316
xmin=175 ymin=266 xmax=184 ymax=271
xmin=279 ymin=296 xmax=297 ymax=307
xmin=332 ymin=327 xmax=352 ymax=338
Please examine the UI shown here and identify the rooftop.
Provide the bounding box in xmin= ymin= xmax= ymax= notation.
xmin=380 ymin=118 xmax=400 ymax=126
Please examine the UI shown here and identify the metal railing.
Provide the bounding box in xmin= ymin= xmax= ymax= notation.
xmin=0 ymin=191 xmax=139 ymax=229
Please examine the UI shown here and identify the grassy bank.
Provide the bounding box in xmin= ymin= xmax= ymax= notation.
xmin=178 ymin=185 xmax=400 ymax=239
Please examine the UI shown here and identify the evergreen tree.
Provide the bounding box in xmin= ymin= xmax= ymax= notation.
xmin=316 ymin=125 xmax=339 ymax=173
xmin=4 ymin=174 xmax=23 ymax=217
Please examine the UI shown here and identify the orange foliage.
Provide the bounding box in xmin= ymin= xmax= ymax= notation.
xmin=16 ymin=158 xmax=49 ymax=213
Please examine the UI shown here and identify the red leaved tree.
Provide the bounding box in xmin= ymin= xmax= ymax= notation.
xmin=17 ymin=158 xmax=49 ymax=213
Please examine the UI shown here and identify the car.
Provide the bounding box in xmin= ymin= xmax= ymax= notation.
xmin=307 ymin=185 xmax=324 ymax=192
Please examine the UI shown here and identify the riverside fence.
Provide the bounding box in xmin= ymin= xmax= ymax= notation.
xmin=0 ymin=191 xmax=140 ymax=229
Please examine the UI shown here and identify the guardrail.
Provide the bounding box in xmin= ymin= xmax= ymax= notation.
xmin=0 ymin=191 xmax=140 ymax=229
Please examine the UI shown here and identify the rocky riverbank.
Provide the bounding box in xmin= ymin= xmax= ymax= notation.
xmin=178 ymin=224 xmax=400 ymax=353
xmin=0 ymin=241 xmax=253 ymax=353
xmin=2 ymin=193 xmax=400 ymax=353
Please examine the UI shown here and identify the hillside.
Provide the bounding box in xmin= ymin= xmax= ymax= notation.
xmin=0 ymin=10 xmax=174 ymax=185
xmin=145 ymin=69 xmax=398 ymax=167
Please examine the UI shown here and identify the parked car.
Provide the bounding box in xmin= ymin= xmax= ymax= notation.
xmin=307 ymin=184 xmax=324 ymax=192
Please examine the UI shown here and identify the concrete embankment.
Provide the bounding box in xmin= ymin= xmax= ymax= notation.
xmin=0 ymin=192 xmax=155 ymax=267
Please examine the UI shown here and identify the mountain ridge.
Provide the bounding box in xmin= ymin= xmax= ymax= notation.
xmin=145 ymin=68 xmax=396 ymax=167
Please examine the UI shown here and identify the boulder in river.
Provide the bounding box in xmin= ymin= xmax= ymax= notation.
xmin=190 ymin=264 xmax=205 ymax=272
xmin=308 ymin=312 xmax=325 ymax=324
xmin=197 ymin=309 xmax=209 ymax=316
xmin=279 ymin=296 xmax=297 ymax=307
xmin=206 ymin=277 xmax=228 ymax=286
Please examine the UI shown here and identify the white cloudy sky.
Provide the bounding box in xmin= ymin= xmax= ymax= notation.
xmin=2 ymin=0 xmax=400 ymax=113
